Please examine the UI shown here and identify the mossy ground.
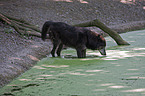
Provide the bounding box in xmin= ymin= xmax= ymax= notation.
xmin=1 ymin=30 xmax=145 ymax=96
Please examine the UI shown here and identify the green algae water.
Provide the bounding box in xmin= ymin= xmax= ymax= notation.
xmin=1 ymin=30 xmax=145 ymax=96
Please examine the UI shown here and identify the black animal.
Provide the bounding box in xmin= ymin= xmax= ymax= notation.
xmin=41 ymin=21 xmax=106 ymax=58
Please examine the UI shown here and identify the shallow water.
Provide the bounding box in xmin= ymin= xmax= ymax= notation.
xmin=1 ymin=30 xmax=145 ymax=96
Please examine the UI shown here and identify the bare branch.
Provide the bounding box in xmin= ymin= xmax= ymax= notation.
xmin=73 ymin=19 xmax=130 ymax=45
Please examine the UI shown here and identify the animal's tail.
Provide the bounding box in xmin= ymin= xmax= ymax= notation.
xmin=41 ymin=21 xmax=52 ymax=41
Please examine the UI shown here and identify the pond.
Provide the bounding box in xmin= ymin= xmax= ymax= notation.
xmin=1 ymin=30 xmax=145 ymax=96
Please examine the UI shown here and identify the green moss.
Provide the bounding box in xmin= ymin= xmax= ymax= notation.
xmin=1 ymin=30 xmax=145 ymax=96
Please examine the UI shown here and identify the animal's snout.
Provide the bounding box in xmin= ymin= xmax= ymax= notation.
xmin=99 ymin=48 xmax=106 ymax=55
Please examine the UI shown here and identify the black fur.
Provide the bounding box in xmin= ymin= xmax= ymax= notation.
xmin=41 ymin=21 xmax=106 ymax=58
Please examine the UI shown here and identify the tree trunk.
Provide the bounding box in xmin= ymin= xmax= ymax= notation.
xmin=73 ymin=19 xmax=130 ymax=45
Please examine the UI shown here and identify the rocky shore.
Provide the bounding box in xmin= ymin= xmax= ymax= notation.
xmin=0 ymin=0 xmax=145 ymax=87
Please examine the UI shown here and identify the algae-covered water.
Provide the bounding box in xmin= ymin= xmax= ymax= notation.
xmin=1 ymin=30 xmax=145 ymax=96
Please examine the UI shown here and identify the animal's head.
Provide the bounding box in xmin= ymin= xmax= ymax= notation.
xmin=87 ymin=31 xmax=106 ymax=55
xmin=96 ymin=34 xmax=106 ymax=55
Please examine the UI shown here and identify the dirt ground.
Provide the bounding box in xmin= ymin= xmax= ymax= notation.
xmin=0 ymin=0 xmax=145 ymax=87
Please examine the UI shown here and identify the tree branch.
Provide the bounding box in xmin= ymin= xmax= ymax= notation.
xmin=73 ymin=19 xmax=130 ymax=45
xmin=0 ymin=12 xmax=41 ymax=37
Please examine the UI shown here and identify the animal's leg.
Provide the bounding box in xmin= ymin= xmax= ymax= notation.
xmin=76 ymin=48 xmax=86 ymax=58
xmin=56 ymin=43 xmax=63 ymax=57
xmin=51 ymin=41 xmax=59 ymax=57
xmin=76 ymin=32 xmax=87 ymax=58
xmin=76 ymin=49 xmax=82 ymax=58
xmin=82 ymin=49 xmax=86 ymax=58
